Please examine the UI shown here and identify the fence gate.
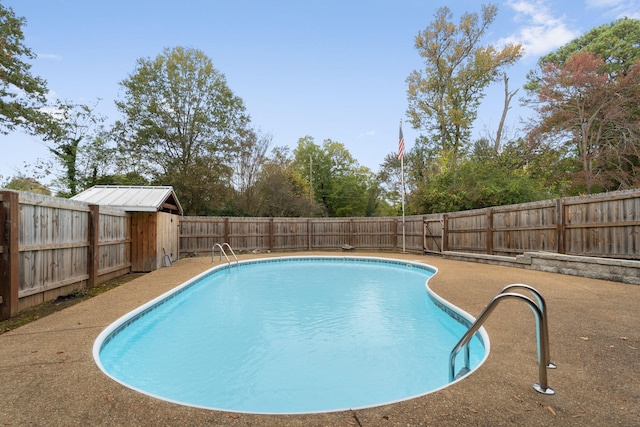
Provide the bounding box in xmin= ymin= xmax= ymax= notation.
xmin=424 ymin=217 xmax=443 ymax=254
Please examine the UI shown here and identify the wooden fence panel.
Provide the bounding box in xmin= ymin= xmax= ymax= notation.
xmin=272 ymin=218 xmax=309 ymax=250
xmin=228 ymin=218 xmax=271 ymax=250
xmin=446 ymin=210 xmax=487 ymax=254
xmin=17 ymin=194 xmax=91 ymax=298
xmin=398 ymin=216 xmax=426 ymax=252
xmin=352 ymin=218 xmax=396 ymax=249
xmin=179 ymin=216 xmax=226 ymax=255
xmin=98 ymin=207 xmax=131 ymax=277
xmin=563 ymin=191 xmax=640 ymax=259
xmin=492 ymin=201 xmax=558 ymax=255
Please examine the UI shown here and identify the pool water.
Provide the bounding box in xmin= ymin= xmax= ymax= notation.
xmin=94 ymin=257 xmax=487 ymax=414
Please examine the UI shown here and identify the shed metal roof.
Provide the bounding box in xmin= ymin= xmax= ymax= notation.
xmin=71 ymin=185 xmax=183 ymax=215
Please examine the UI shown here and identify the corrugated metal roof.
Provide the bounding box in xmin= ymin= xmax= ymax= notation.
xmin=71 ymin=185 xmax=183 ymax=214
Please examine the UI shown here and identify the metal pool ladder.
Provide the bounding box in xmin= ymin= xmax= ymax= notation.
xmin=211 ymin=242 xmax=238 ymax=266
xmin=449 ymin=284 xmax=556 ymax=395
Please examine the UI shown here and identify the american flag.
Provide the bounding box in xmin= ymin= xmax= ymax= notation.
xmin=398 ymin=123 xmax=405 ymax=160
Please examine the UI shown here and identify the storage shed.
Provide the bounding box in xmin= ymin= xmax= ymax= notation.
xmin=72 ymin=185 xmax=182 ymax=272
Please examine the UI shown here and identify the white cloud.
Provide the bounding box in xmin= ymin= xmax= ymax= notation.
xmin=501 ymin=0 xmax=580 ymax=57
xmin=358 ymin=130 xmax=376 ymax=138
xmin=37 ymin=53 xmax=62 ymax=61
xmin=586 ymin=0 xmax=640 ymax=19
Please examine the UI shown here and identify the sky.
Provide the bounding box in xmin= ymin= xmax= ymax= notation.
xmin=1 ymin=0 xmax=639 ymax=183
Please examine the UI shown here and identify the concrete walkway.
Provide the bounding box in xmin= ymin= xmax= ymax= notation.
xmin=1 ymin=252 xmax=638 ymax=426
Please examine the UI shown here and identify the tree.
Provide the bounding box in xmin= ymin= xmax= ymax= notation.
xmin=45 ymin=101 xmax=107 ymax=197
xmin=230 ymin=128 xmax=271 ymax=215
xmin=530 ymin=52 xmax=611 ymax=193
xmin=525 ymin=19 xmax=640 ymax=194
xmin=114 ymin=46 xmax=250 ymax=215
xmin=406 ymin=4 xmax=522 ymax=163
xmin=528 ymin=18 xmax=640 ymax=83
xmin=0 ymin=4 xmax=55 ymax=136
xmin=493 ymin=73 xmax=518 ymax=153
xmin=408 ymin=138 xmax=554 ymax=214
xmin=527 ymin=51 xmax=640 ymax=194
xmin=294 ymin=136 xmax=379 ymax=217
xmin=250 ymin=146 xmax=322 ymax=217
xmin=3 ymin=175 xmax=50 ymax=195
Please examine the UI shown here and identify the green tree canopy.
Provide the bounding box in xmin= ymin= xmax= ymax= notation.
xmin=44 ymin=101 xmax=107 ymax=197
xmin=0 ymin=4 xmax=55 ymax=136
xmin=250 ymin=146 xmax=322 ymax=217
xmin=530 ymin=18 xmax=640 ymax=82
xmin=114 ymin=46 xmax=250 ymax=215
xmin=293 ymin=136 xmax=379 ymax=217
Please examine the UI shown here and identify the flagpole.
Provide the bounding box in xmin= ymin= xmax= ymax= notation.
xmin=399 ymin=119 xmax=406 ymax=253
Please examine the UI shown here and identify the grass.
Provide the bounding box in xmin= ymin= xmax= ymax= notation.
xmin=0 ymin=273 xmax=146 ymax=334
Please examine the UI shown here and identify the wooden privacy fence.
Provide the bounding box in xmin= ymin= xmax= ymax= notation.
xmin=180 ymin=216 xmax=426 ymax=254
xmin=441 ymin=189 xmax=640 ymax=259
xmin=4 ymin=187 xmax=640 ymax=319
xmin=0 ymin=191 xmax=131 ymax=319
xmin=180 ymin=189 xmax=640 ymax=261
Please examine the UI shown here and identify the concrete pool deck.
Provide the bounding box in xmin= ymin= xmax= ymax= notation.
xmin=1 ymin=252 xmax=638 ymax=426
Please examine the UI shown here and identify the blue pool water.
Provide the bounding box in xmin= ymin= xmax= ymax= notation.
xmin=94 ymin=257 xmax=488 ymax=414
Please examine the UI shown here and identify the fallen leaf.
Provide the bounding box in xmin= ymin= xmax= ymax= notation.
xmin=513 ymin=394 xmax=523 ymax=402
xmin=346 ymin=421 xmax=357 ymax=426
xmin=620 ymin=337 xmax=627 ymax=340
xmin=382 ymin=415 xmax=389 ymax=420
xmin=547 ymin=406 xmax=556 ymax=416
xmin=580 ymin=336 xmax=589 ymax=341
xmin=56 ymin=351 xmax=64 ymax=354
xmin=468 ymin=407 xmax=478 ymax=413
xmin=571 ymin=414 xmax=584 ymax=418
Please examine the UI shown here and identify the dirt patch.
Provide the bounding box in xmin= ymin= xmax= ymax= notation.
xmin=0 ymin=273 xmax=146 ymax=334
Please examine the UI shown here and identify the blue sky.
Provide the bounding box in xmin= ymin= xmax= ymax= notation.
xmin=1 ymin=0 xmax=639 ymax=183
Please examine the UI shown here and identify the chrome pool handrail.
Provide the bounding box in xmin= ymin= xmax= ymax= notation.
xmin=221 ymin=243 xmax=238 ymax=264
xmin=499 ymin=284 xmax=556 ymax=369
xmin=211 ymin=243 xmax=238 ymax=266
xmin=449 ymin=287 xmax=555 ymax=395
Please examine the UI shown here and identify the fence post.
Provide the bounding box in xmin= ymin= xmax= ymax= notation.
xmin=307 ymin=219 xmax=312 ymax=250
xmin=393 ymin=218 xmax=398 ymax=250
xmin=0 ymin=191 xmax=19 ymax=320
xmin=442 ymin=214 xmax=449 ymax=252
xmin=224 ymin=217 xmax=230 ymax=244
xmin=269 ymin=218 xmax=274 ymax=250
xmin=88 ymin=204 xmax=100 ymax=288
xmin=556 ymin=198 xmax=565 ymax=254
xmin=349 ymin=218 xmax=354 ymax=246
xmin=487 ymin=208 xmax=494 ymax=255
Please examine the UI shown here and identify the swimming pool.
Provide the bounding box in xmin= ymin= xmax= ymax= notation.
xmin=93 ymin=256 xmax=489 ymax=414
